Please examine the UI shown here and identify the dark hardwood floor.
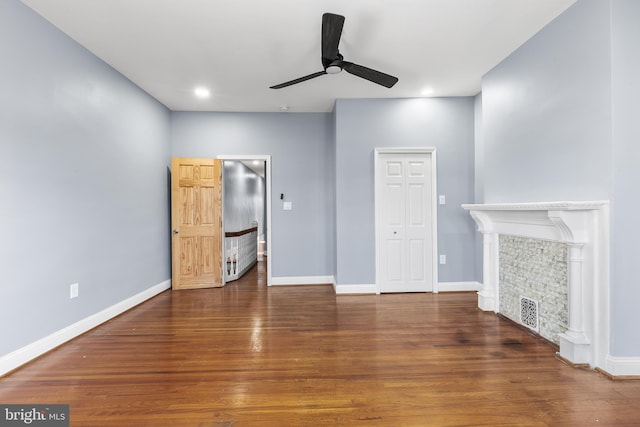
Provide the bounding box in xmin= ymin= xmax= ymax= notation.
xmin=1 ymin=259 xmax=639 ymax=426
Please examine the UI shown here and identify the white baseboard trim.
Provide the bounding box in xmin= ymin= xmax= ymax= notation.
xmin=334 ymin=284 xmax=377 ymax=295
xmin=0 ymin=279 xmax=171 ymax=377
xmin=333 ymin=282 xmax=481 ymax=295
xmin=603 ymin=355 xmax=640 ymax=377
xmin=270 ymin=275 xmax=334 ymax=286
xmin=437 ymin=281 xmax=482 ymax=292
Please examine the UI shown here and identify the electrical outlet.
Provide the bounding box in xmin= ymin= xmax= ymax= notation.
xmin=70 ymin=283 xmax=79 ymax=299
xmin=439 ymin=255 xmax=447 ymax=265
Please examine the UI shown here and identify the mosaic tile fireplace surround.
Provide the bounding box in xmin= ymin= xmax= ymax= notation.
xmin=499 ymin=235 xmax=568 ymax=345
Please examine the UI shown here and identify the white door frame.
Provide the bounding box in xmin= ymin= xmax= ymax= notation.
xmin=217 ymin=154 xmax=272 ymax=286
xmin=374 ymin=148 xmax=438 ymax=294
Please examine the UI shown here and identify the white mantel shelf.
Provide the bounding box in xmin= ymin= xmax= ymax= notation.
xmin=462 ymin=201 xmax=609 ymax=211
xmin=461 ymin=201 xmax=609 ymax=244
xmin=462 ymin=201 xmax=610 ymax=371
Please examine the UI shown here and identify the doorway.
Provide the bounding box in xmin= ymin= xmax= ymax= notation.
xmin=375 ymin=148 xmax=438 ymax=293
xmin=218 ymin=155 xmax=272 ymax=287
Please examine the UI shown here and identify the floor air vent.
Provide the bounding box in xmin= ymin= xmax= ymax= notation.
xmin=520 ymin=296 xmax=539 ymax=332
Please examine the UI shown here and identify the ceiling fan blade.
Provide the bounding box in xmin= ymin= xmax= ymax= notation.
xmin=342 ymin=61 xmax=399 ymax=88
xmin=322 ymin=13 xmax=345 ymax=61
xmin=269 ymin=71 xmax=327 ymax=89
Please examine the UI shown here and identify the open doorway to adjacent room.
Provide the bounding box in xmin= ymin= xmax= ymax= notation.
xmin=219 ymin=155 xmax=272 ymax=287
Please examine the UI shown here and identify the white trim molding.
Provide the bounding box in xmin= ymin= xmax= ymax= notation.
xmin=604 ymin=355 xmax=640 ymax=378
xmin=217 ymin=154 xmax=272 ymax=286
xmin=462 ymin=201 xmax=610 ymax=371
xmin=334 ymin=282 xmax=480 ymax=295
xmin=334 ymin=284 xmax=378 ymax=295
xmin=437 ymin=281 xmax=482 ymax=292
xmin=270 ymin=276 xmax=334 ymax=286
xmin=0 ymin=279 xmax=171 ymax=377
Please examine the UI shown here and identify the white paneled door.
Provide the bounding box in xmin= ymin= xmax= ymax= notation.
xmin=376 ymin=150 xmax=436 ymax=293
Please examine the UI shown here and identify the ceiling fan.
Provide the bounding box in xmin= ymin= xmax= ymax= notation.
xmin=270 ymin=13 xmax=399 ymax=89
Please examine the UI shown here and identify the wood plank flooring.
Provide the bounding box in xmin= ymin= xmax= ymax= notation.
xmin=1 ymin=259 xmax=639 ymax=426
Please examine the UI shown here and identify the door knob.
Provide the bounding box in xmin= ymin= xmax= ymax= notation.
xmin=173 ymin=229 xmax=179 ymax=234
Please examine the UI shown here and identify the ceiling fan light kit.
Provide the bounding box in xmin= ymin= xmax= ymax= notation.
xmin=270 ymin=13 xmax=398 ymax=89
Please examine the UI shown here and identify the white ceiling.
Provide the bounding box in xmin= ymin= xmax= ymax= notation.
xmin=20 ymin=0 xmax=575 ymax=113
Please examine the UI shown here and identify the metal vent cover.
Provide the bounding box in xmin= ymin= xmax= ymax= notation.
xmin=520 ymin=296 xmax=539 ymax=332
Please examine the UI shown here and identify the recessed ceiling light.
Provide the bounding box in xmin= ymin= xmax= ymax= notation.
xmin=421 ymin=87 xmax=434 ymax=96
xmin=194 ymin=87 xmax=210 ymax=99
xmin=280 ymin=105 xmax=290 ymax=112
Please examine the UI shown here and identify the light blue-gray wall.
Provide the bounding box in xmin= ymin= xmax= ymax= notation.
xmin=473 ymin=93 xmax=484 ymax=280
xmin=334 ymin=98 xmax=477 ymax=285
xmin=480 ymin=0 xmax=640 ymax=357
xmin=330 ymin=107 xmax=338 ymax=279
xmin=170 ymin=112 xmax=335 ymax=279
xmin=481 ymin=0 xmax=612 ymax=204
xmin=223 ymin=161 xmax=265 ymax=237
xmin=610 ymin=0 xmax=640 ymax=356
xmin=0 ymin=1 xmax=171 ymax=356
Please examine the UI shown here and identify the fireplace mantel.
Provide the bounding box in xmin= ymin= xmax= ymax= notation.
xmin=462 ymin=201 xmax=608 ymax=243
xmin=462 ymin=201 xmax=609 ymax=370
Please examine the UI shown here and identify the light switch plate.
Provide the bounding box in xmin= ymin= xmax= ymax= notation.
xmin=283 ymin=202 xmax=292 ymax=211
xmin=439 ymin=195 xmax=446 ymax=205
xmin=70 ymin=283 xmax=79 ymax=299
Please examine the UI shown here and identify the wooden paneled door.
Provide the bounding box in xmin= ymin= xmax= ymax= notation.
xmin=171 ymin=158 xmax=223 ymax=289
